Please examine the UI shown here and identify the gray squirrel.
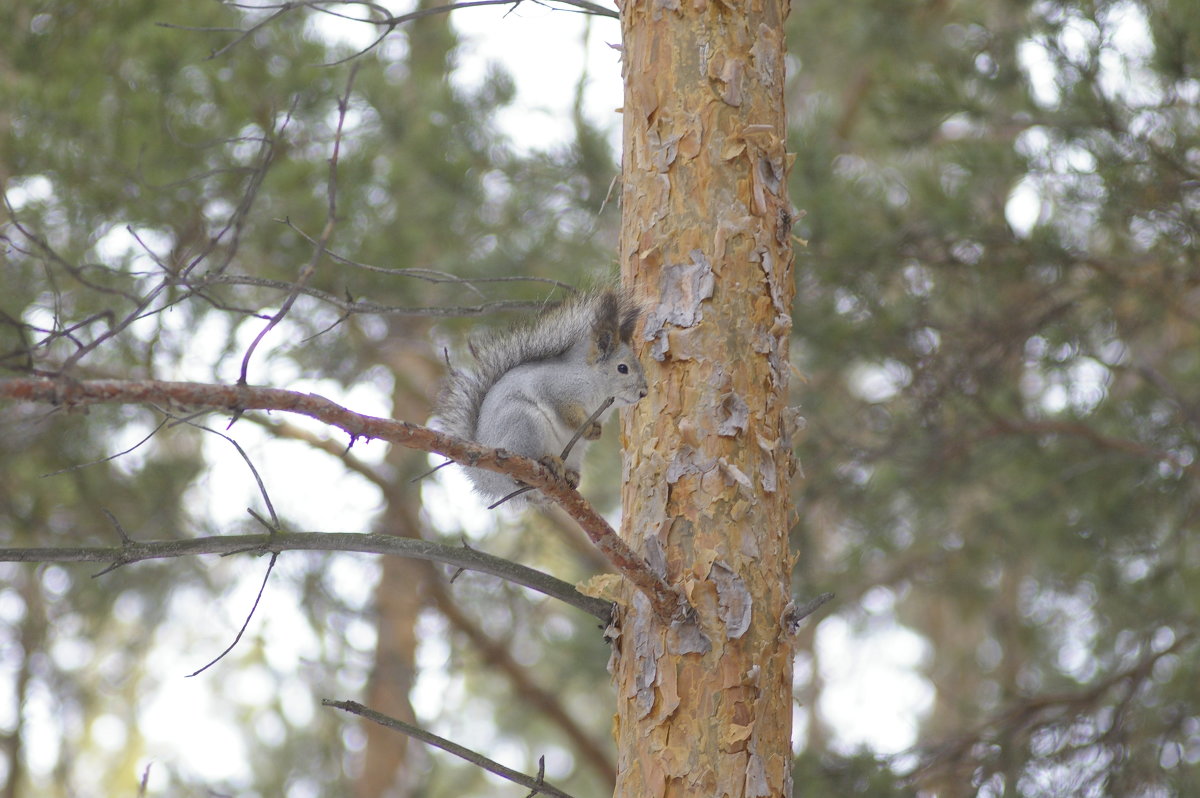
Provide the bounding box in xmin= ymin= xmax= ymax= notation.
xmin=435 ymin=289 xmax=648 ymax=506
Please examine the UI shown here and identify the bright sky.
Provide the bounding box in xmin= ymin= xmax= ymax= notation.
xmin=451 ymin=3 xmax=625 ymax=150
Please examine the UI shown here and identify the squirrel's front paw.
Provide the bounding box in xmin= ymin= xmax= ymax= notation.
xmin=583 ymin=421 xmax=603 ymax=440
xmin=538 ymin=455 xmax=581 ymax=488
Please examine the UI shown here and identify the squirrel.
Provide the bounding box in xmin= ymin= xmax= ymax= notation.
xmin=435 ymin=289 xmax=648 ymax=507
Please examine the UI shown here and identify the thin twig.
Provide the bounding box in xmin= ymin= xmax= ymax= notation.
xmin=166 ymin=412 xmax=281 ymax=530
xmin=409 ymin=458 xmax=455 ymax=484
xmin=783 ymin=592 xmax=834 ymax=634
xmin=187 ymin=551 xmax=279 ymax=677
xmin=101 ymin=508 xmax=132 ymax=545
xmin=40 ymin=417 xmax=170 ymax=477
xmin=197 ymin=271 xmax=570 ymax=317
xmin=318 ymin=0 xmax=617 ymax=66
xmin=280 ymin=218 xmax=577 ymax=296
xmin=247 ymin=416 xmax=388 ymax=489
xmin=323 ymin=700 xmax=577 ymax=798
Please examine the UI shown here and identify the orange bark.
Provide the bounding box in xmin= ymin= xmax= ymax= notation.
xmin=614 ymin=0 xmax=797 ymax=795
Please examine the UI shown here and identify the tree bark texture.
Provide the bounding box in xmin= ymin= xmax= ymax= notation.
xmin=615 ymin=0 xmax=797 ymax=795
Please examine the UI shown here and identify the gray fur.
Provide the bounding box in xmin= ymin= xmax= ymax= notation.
xmin=434 ymin=290 xmax=647 ymax=506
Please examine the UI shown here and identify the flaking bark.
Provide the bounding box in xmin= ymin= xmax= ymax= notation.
xmin=614 ymin=0 xmax=798 ymax=794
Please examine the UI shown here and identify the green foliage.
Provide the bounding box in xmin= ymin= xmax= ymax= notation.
xmin=788 ymin=0 xmax=1200 ymax=793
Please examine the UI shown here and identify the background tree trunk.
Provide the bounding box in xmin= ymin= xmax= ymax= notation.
xmin=357 ymin=336 xmax=438 ymax=798
xmin=614 ymin=0 xmax=798 ymax=795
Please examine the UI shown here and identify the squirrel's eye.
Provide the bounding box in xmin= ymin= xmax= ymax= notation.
xmin=618 ymin=364 xmax=629 ymax=374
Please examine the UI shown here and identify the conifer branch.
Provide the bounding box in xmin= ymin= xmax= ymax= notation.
xmin=0 ymin=530 xmax=611 ymax=621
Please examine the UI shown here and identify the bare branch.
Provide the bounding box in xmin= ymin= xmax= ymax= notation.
xmin=188 ymin=551 xmax=279 ymax=677
xmin=101 ymin=508 xmax=132 ymax=545
xmin=782 ymin=592 xmax=834 ymax=635
xmin=0 ymin=530 xmax=613 ymax=621
xmin=196 ymin=272 xmax=570 ymax=317
xmin=2 ymin=124 xmax=280 ymax=374
xmin=158 ymin=5 xmax=291 ymax=61
xmin=322 ymin=699 xmax=578 ymax=798
xmin=280 ymin=219 xmax=578 ymax=297
xmin=0 ymin=377 xmax=689 ymax=623
xmin=183 ymin=114 xmax=280 ymax=280
xmin=137 ymin=764 xmax=152 ymax=798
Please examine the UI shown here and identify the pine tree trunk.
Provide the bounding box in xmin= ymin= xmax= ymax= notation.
xmin=615 ymin=0 xmax=797 ymax=795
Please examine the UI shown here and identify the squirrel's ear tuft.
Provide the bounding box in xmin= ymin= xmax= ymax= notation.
xmin=618 ymin=299 xmax=641 ymax=344
xmin=592 ymin=292 xmax=621 ymax=357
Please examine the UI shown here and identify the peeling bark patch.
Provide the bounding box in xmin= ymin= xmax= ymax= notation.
xmin=668 ymin=614 xmax=712 ymax=655
xmin=717 ymin=391 xmax=749 ymax=436
xmin=745 ymin=751 xmax=770 ymax=797
xmin=720 ymin=723 xmax=753 ymax=749
xmin=756 ymin=434 xmax=778 ymax=493
xmin=718 ymin=458 xmax=755 ymax=497
xmin=644 ymin=250 xmax=715 ymax=359
xmin=647 ymin=127 xmax=681 ymax=171
xmin=645 ymin=532 xmax=668 ymax=578
xmin=711 ymin=561 xmax=752 ymax=639
xmin=775 ymin=205 xmax=795 ymax=246
xmin=646 ymin=654 xmax=681 ymax=725
xmin=782 ymin=405 xmax=805 ymax=449
xmin=630 ymin=592 xmax=664 ymax=719
xmin=663 ymin=251 xmax=714 ymax=327
xmin=718 ymin=58 xmax=744 ymax=106
xmin=720 ymin=137 xmax=747 ymax=161
xmin=749 ymin=24 xmax=781 ymax=87
xmin=665 ymin=445 xmax=717 ymax=484
xmin=757 ymin=153 xmax=783 ymax=195
xmin=739 ymin=528 xmax=761 ymax=559
xmin=677 ymin=123 xmax=702 ymax=160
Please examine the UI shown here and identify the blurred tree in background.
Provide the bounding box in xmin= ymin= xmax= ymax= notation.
xmin=786 ymin=0 xmax=1199 ymax=794
xmin=1 ymin=0 xmax=1197 ymax=797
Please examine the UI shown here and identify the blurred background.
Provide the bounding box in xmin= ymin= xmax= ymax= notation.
xmin=1 ymin=0 xmax=1198 ymax=795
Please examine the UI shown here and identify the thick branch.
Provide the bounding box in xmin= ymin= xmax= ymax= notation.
xmin=0 ymin=378 xmax=687 ymax=621
xmin=0 ymin=531 xmax=611 ymax=621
